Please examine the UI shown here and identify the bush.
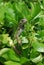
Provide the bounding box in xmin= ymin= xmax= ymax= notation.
xmin=0 ymin=0 xmax=44 ymax=65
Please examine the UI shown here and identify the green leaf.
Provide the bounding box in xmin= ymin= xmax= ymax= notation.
xmin=39 ymin=16 xmax=44 ymax=26
xmin=37 ymin=62 xmax=43 ymax=65
xmin=2 ymin=49 xmax=20 ymax=62
xmin=20 ymin=57 xmax=29 ymax=64
xmin=31 ymin=54 xmax=43 ymax=63
xmin=0 ymin=48 xmax=9 ymax=56
xmin=0 ymin=4 xmax=5 ymax=27
xmin=2 ymin=2 xmax=17 ymax=28
xmin=14 ymin=2 xmax=30 ymax=19
xmin=29 ymin=2 xmax=41 ymax=21
xmin=4 ymin=61 xmax=21 ymax=65
xmin=32 ymin=41 xmax=44 ymax=52
xmin=22 ymin=37 xmax=28 ymax=43
xmin=38 ymin=30 xmax=44 ymax=37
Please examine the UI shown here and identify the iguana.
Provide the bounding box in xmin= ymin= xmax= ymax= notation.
xmin=13 ymin=18 xmax=27 ymax=55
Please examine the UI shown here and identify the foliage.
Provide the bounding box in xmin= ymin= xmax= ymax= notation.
xmin=0 ymin=0 xmax=44 ymax=65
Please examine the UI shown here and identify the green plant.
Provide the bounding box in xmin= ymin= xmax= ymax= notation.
xmin=0 ymin=0 xmax=44 ymax=65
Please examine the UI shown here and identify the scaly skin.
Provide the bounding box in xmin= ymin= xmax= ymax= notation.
xmin=13 ymin=19 xmax=27 ymax=55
